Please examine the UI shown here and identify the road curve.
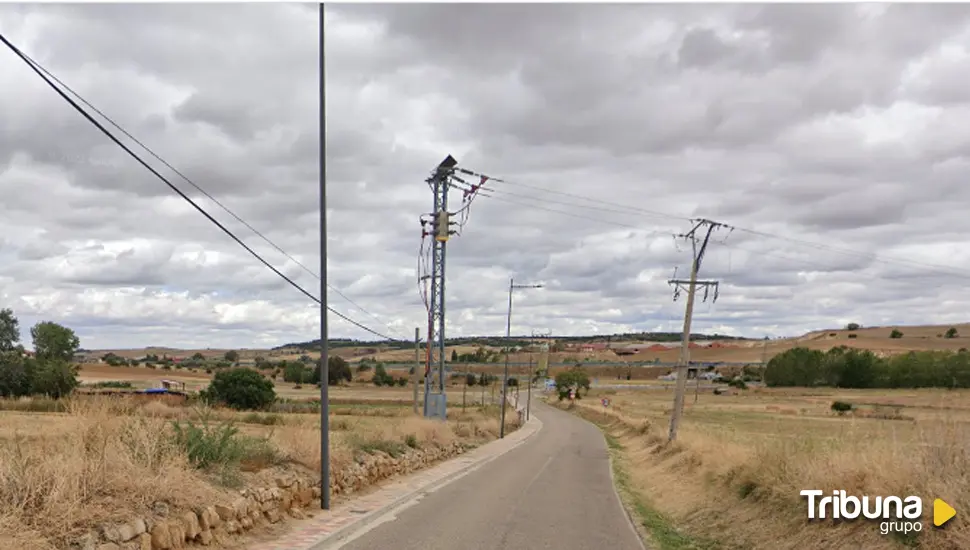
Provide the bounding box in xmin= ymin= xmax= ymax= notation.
xmin=333 ymin=401 xmax=645 ymax=550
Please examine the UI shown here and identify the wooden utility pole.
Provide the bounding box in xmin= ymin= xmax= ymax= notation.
xmin=412 ymin=328 xmax=421 ymax=414
xmin=527 ymin=355 xmax=533 ymax=421
xmin=667 ymin=218 xmax=729 ymax=442
xmin=761 ymin=336 xmax=769 ymax=381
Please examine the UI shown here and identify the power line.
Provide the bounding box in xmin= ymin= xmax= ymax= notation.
xmin=460 ymin=180 xmax=878 ymax=278
xmin=467 ymin=168 xmax=970 ymax=280
xmin=0 ymin=32 xmax=403 ymax=343
xmin=7 ymin=43 xmax=407 ymax=341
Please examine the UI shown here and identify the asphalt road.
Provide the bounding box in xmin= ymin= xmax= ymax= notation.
xmin=334 ymin=401 xmax=645 ymax=550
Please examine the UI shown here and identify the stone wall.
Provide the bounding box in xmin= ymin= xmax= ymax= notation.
xmin=331 ymin=440 xmax=470 ymax=496
xmin=70 ymin=440 xmax=471 ymax=550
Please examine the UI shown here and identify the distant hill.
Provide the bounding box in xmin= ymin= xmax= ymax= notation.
xmin=277 ymin=331 xmax=752 ymax=351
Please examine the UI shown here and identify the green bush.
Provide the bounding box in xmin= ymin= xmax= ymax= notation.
xmin=890 ymin=329 xmax=903 ymax=339
xmin=201 ymin=368 xmax=276 ymax=410
xmin=90 ymin=380 xmax=133 ymax=389
xmin=372 ymin=363 xmax=394 ymax=386
xmin=170 ymin=410 xmax=279 ymax=485
xmin=831 ymin=401 xmax=854 ymax=415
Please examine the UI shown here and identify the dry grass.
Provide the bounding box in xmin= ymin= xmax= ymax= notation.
xmin=562 ymin=387 xmax=970 ymax=549
xmin=0 ymin=395 xmax=511 ymax=550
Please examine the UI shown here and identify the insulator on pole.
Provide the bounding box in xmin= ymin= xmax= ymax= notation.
xmin=435 ymin=210 xmax=450 ymax=242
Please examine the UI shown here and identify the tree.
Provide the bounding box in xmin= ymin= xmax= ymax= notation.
xmin=946 ymin=327 xmax=959 ymax=339
xmin=224 ymin=350 xmax=239 ymax=363
xmin=451 ymin=349 xmax=458 ymax=362
xmin=283 ymin=362 xmax=307 ymax=383
xmin=890 ymin=329 xmax=903 ymax=339
xmin=31 ymin=321 xmax=80 ymax=362
xmin=372 ymin=362 xmax=393 ymax=386
xmin=465 ymin=373 xmax=477 ymax=386
xmin=0 ymin=308 xmax=20 ymax=352
xmin=328 ymin=356 xmax=352 ymax=385
xmin=0 ymin=352 xmax=30 ymax=398
xmin=554 ymin=367 xmax=590 ymax=400
xmin=846 ymin=323 xmax=861 ymax=331
xmin=30 ymin=359 xmax=79 ymax=398
xmin=202 ymin=368 xmax=276 ymax=410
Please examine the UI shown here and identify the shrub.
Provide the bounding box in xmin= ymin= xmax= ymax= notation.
xmin=946 ymin=327 xmax=959 ymax=339
xmin=465 ymin=373 xmax=477 ymax=386
xmin=831 ymin=401 xmax=854 ymax=415
xmin=201 ymin=368 xmax=276 ymax=410
xmin=890 ymin=329 xmax=903 ymax=339
xmin=396 ymin=377 xmax=408 ymax=387
xmin=170 ymin=409 xmax=279 ymax=483
xmin=89 ymin=381 xmax=133 ymax=389
xmin=372 ymin=363 xmax=394 ymax=386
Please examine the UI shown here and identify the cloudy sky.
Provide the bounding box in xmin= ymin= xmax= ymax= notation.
xmin=2 ymin=4 xmax=970 ymax=350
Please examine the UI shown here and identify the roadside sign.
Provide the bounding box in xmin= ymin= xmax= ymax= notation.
xmin=601 ymin=398 xmax=610 ymax=408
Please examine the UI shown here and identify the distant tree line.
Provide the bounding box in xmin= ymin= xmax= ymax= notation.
xmin=278 ymin=331 xmax=751 ymax=352
xmin=765 ymin=346 xmax=970 ymax=389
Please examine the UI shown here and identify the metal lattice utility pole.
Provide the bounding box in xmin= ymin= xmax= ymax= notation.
xmin=500 ymin=278 xmax=543 ymax=438
xmin=422 ymin=155 xmax=458 ymax=420
xmin=667 ymin=218 xmax=730 ymax=442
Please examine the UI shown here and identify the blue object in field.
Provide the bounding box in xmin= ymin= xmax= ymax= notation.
xmin=142 ymin=388 xmax=169 ymax=394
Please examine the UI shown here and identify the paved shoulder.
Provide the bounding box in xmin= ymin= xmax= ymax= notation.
xmin=331 ymin=401 xmax=644 ymax=550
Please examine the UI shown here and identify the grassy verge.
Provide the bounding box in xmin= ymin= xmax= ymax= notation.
xmin=550 ymin=387 xmax=970 ymax=550
xmin=603 ymin=431 xmax=720 ymax=550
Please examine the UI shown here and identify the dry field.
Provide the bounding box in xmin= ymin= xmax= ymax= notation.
xmin=560 ymin=386 xmax=970 ymax=549
xmin=0 ymin=393 xmax=514 ymax=550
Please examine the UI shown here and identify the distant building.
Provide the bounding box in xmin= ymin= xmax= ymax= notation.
xmin=573 ymin=342 xmax=610 ymax=352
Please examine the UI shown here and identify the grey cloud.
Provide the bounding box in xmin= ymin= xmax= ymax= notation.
xmin=3 ymin=4 xmax=970 ymax=349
